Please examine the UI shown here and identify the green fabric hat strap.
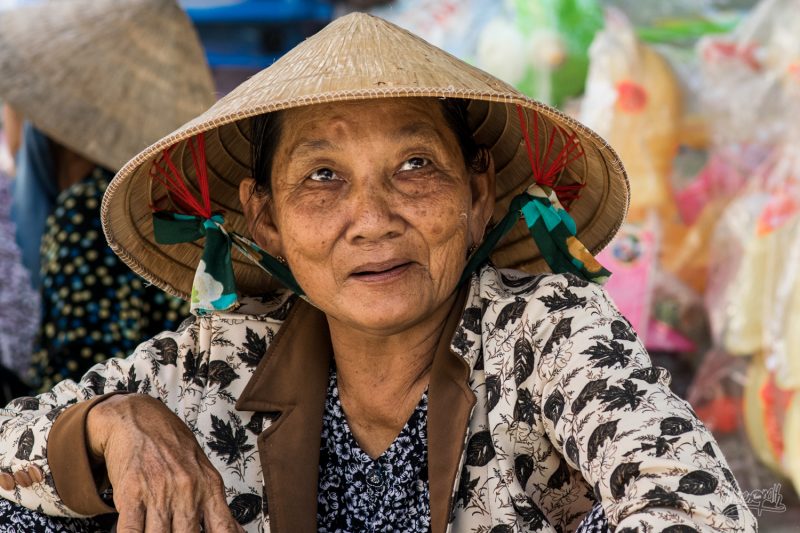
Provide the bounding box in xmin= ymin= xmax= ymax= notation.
xmin=459 ymin=183 xmax=610 ymax=286
xmin=149 ymin=132 xmax=305 ymax=315
xmin=459 ymin=105 xmax=612 ymax=285
xmin=153 ymin=212 xmax=305 ymax=315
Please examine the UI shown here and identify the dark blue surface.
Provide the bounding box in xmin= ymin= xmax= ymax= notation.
xmin=181 ymin=0 xmax=332 ymax=23
xmin=179 ymin=0 xmax=333 ymax=68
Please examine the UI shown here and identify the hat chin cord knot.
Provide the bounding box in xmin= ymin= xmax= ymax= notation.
xmin=459 ymin=106 xmax=611 ymax=286
xmin=150 ymin=133 xmax=304 ymax=315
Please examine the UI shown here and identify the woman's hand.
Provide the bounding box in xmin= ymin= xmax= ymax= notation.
xmin=86 ymin=394 xmax=244 ymax=532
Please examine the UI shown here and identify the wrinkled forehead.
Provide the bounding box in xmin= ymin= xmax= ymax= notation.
xmin=269 ymin=97 xmax=462 ymax=166
xmin=280 ymin=97 xmax=450 ymax=140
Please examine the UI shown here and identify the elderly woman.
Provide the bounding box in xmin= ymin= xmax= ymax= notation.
xmin=0 ymin=13 xmax=755 ymax=533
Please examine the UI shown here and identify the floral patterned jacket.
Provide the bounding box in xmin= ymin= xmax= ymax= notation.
xmin=0 ymin=265 xmax=757 ymax=532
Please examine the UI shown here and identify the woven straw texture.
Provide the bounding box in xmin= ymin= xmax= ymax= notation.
xmin=0 ymin=0 xmax=216 ymax=171
xmin=103 ymin=12 xmax=629 ymax=301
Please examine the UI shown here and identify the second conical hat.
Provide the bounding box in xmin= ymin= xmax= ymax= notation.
xmin=0 ymin=0 xmax=216 ymax=171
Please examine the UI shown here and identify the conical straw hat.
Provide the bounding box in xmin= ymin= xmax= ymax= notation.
xmin=0 ymin=0 xmax=216 ymax=171
xmin=103 ymin=12 xmax=629 ymax=301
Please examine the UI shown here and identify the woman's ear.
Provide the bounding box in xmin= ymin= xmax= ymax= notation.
xmin=468 ymin=150 xmax=496 ymax=246
xmin=239 ymin=178 xmax=284 ymax=256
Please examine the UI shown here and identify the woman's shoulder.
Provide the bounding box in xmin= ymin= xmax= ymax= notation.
xmin=477 ymin=263 xmax=610 ymax=310
xmin=208 ymin=289 xmax=299 ymax=324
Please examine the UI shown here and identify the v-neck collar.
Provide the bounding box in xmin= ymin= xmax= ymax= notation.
xmin=236 ymin=285 xmax=476 ymax=533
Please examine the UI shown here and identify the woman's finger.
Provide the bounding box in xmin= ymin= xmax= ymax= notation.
xmin=144 ymin=504 xmax=170 ymax=533
xmin=114 ymin=501 xmax=146 ymax=533
xmin=201 ymin=488 xmax=242 ymax=533
xmin=171 ymin=507 xmax=203 ymax=533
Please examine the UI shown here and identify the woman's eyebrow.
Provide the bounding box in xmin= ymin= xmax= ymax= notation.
xmin=289 ymin=138 xmax=340 ymax=158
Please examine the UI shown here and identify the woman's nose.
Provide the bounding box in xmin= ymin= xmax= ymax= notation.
xmin=344 ymin=178 xmax=404 ymax=245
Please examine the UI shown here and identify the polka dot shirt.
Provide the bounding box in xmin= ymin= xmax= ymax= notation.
xmin=29 ymin=168 xmax=189 ymax=391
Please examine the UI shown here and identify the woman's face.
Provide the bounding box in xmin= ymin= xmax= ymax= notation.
xmin=240 ymin=98 xmax=495 ymax=334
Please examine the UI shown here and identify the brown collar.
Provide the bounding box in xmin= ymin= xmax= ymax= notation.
xmin=236 ymin=289 xmax=475 ymax=533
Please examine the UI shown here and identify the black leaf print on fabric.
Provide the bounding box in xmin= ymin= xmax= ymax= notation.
xmin=572 ymin=378 xmax=608 ymax=415
xmin=639 ymin=436 xmax=679 ymax=457
xmin=587 ymin=420 xmax=618 ymax=462
xmin=541 ymin=317 xmax=572 ymax=358
xmin=207 ymin=415 xmax=255 ymax=465
xmin=228 ymin=493 xmax=262 ymax=525
xmin=630 ymin=366 xmax=661 ymax=384
xmin=10 ymin=397 xmax=38 ymax=411
xmin=721 ymin=467 xmax=737 ymax=488
xmin=663 ymin=526 xmax=699 ymax=533
xmin=116 ymin=365 xmax=142 ymax=393
xmin=45 ymin=405 xmax=66 ymax=422
xmin=455 ymin=466 xmax=479 ymax=509
xmin=490 ymin=525 xmax=513 ymax=533
xmin=486 ymin=374 xmax=502 ymax=412
xmin=610 ymin=320 xmax=637 ymax=341
xmin=83 ymin=371 xmax=106 ymax=393
xmin=152 ymin=337 xmax=179 ymax=366
xmin=183 ymin=350 xmax=209 ymax=386
xmin=677 ymin=470 xmax=718 ymax=495
xmin=538 ymin=287 xmax=586 ymax=312
xmin=544 ymin=389 xmax=565 ymax=424
xmin=701 ymin=442 xmax=717 ymax=457
xmin=643 ymin=486 xmax=687 ymax=509
xmin=495 ymin=298 xmax=527 ymax=331
xmin=565 ymin=436 xmax=580 ymax=466
xmin=547 ymin=457 xmax=570 ymax=490
xmin=265 ymin=297 xmax=295 ymax=321
xmin=452 ymin=328 xmax=474 ymax=354
xmin=563 ymin=274 xmax=589 ymax=288
xmin=513 ymin=338 xmax=535 ymax=385
xmin=513 ymin=497 xmax=546 ymax=529
xmin=462 ymin=306 xmax=482 ymax=334
xmin=722 ymin=503 xmax=740 ymax=520
xmin=609 ymin=462 xmax=641 ymax=499
xmin=515 ymin=454 xmax=534 ymax=487
xmin=585 ymin=340 xmax=631 ymax=369
xmin=660 ymin=417 xmax=693 ymax=436
xmin=617 ymin=529 xmax=637 ymax=533
xmin=514 ymin=388 xmax=536 ymax=426
xmin=598 ymin=380 xmax=645 ymax=412
xmin=208 ymin=360 xmax=237 ymax=389
xmin=465 ymin=430 xmax=495 ymax=467
xmin=473 ymin=351 xmax=484 ymax=371
xmin=237 ymin=328 xmax=266 ymax=368
xmin=246 ymin=413 xmax=268 ymax=435
xmin=15 ymin=428 xmax=33 ymax=460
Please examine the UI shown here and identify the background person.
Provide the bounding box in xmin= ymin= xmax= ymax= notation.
xmin=0 ymin=0 xmax=216 ymax=390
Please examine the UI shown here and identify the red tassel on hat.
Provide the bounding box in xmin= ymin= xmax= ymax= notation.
xmin=150 ymin=133 xmax=212 ymax=219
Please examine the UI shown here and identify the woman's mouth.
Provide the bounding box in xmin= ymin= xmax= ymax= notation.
xmin=349 ymin=260 xmax=413 ymax=282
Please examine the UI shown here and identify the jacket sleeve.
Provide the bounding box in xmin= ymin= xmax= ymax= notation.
xmin=531 ymin=275 xmax=757 ymax=532
xmin=0 ymin=316 xmax=197 ymax=518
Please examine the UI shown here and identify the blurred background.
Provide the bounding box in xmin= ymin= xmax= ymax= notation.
xmin=1 ymin=0 xmax=799 ymax=529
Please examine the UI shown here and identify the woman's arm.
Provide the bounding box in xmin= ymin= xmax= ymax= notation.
xmin=0 ymin=314 xmax=237 ymax=531
xmin=529 ymin=275 xmax=757 ymax=532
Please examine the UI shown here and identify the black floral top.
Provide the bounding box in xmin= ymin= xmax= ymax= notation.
xmin=29 ymin=168 xmax=188 ymax=391
xmin=318 ymin=368 xmax=431 ymax=532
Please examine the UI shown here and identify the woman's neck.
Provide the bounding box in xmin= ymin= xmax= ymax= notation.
xmin=326 ymin=292 xmax=457 ymax=458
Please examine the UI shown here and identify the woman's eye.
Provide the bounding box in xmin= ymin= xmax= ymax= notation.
xmin=398 ymin=157 xmax=430 ymax=172
xmin=307 ymin=168 xmax=337 ymax=182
